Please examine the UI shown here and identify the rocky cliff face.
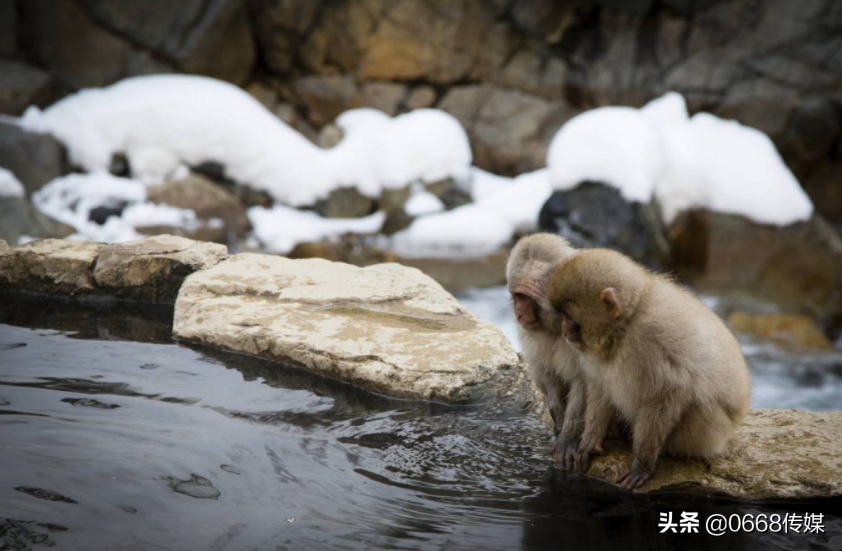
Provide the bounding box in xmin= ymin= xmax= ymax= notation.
xmin=3 ymin=0 xmax=841 ymax=220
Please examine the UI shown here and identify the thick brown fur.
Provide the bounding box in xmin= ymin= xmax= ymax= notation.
xmin=506 ymin=233 xmax=585 ymax=469
xmin=548 ymin=248 xmax=751 ymax=490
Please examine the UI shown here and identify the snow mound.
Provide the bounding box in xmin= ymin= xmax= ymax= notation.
xmin=546 ymin=107 xmax=663 ymax=203
xmin=248 ymin=205 xmax=386 ymax=254
xmin=404 ymin=189 xmax=444 ymax=216
xmin=390 ymin=168 xmax=551 ymax=257
xmin=0 ymin=167 xmax=25 ymax=198
xmin=21 ymin=75 xmax=471 ymax=207
xmin=547 ymin=92 xmax=813 ymax=226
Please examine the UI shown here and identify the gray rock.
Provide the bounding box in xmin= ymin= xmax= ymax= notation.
xmin=146 ymin=173 xmax=250 ymax=240
xmin=0 ymin=0 xmax=17 ymax=57
xmin=668 ymin=210 xmax=842 ymax=322
xmin=0 ymin=197 xmax=74 ymax=244
xmin=439 ymin=85 xmax=573 ymax=174
xmin=0 ymin=122 xmax=66 ymax=196
xmin=173 ymin=254 xmax=520 ymax=401
xmin=0 ymin=61 xmax=60 ymax=116
xmin=314 ymin=187 xmax=375 ymax=219
xmin=538 ymin=183 xmax=669 ymax=267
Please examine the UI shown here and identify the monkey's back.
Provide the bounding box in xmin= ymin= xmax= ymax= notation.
xmin=618 ymin=277 xmax=751 ymax=456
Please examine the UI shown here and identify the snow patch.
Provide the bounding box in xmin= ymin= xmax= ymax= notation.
xmin=248 ymin=205 xmax=386 ymax=254
xmin=0 ymin=167 xmax=25 ymax=198
xmin=390 ymin=169 xmax=551 ymax=257
xmin=32 ymin=172 xmax=201 ymax=243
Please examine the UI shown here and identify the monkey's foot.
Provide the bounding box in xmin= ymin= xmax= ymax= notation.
xmin=551 ymin=437 xmax=579 ymax=471
xmin=573 ymin=440 xmax=604 ymax=475
xmin=616 ymin=461 xmax=653 ymax=491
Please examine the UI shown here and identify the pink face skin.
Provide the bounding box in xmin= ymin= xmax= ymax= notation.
xmin=512 ymin=293 xmax=542 ymax=331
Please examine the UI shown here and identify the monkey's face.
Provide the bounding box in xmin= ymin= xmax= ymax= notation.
xmin=512 ymin=293 xmax=543 ymax=331
xmin=560 ymin=312 xmax=584 ymax=350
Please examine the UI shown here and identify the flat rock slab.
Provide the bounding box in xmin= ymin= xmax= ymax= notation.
xmin=94 ymin=235 xmax=227 ymax=302
xmin=0 ymin=235 xmax=226 ymax=302
xmin=580 ymin=408 xmax=842 ymax=500
xmin=173 ymin=254 xmax=520 ymax=401
xmin=0 ymin=238 xmax=103 ymax=294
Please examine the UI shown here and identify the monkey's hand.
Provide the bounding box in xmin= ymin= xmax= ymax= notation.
xmin=550 ymin=435 xmax=579 ymax=471
xmin=617 ymin=459 xmax=653 ymax=491
xmin=573 ymin=441 xmax=604 ymax=475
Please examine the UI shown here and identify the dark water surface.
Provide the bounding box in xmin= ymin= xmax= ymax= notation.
xmin=0 ymin=298 xmax=840 ymax=551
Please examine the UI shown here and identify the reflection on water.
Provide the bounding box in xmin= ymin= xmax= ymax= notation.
xmin=0 ymin=296 xmax=840 ymax=550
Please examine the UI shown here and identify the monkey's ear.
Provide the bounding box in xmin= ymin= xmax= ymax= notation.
xmin=599 ymin=287 xmax=622 ymax=319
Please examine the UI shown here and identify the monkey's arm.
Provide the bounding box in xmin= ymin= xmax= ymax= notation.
xmin=534 ymin=368 xmax=566 ymax=438
xmin=574 ymin=381 xmax=612 ymax=475
xmin=618 ymin=397 xmax=686 ymax=491
xmin=552 ymin=376 xmax=585 ymax=471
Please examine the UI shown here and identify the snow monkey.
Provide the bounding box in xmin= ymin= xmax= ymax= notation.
xmin=548 ymin=248 xmax=751 ymax=490
xmin=506 ymin=233 xmax=585 ymax=469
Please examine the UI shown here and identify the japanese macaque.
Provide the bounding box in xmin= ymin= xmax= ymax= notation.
xmin=506 ymin=233 xmax=584 ymax=469
xmin=548 ymin=249 xmax=751 ymax=490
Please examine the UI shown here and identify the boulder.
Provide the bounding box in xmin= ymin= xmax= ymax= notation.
xmin=313 ymin=187 xmax=376 ymax=219
xmin=173 ymin=254 xmax=520 ymax=401
xmin=0 ymin=239 xmax=103 ymax=295
xmin=668 ymin=210 xmax=842 ymax=322
xmin=438 ymin=85 xmax=573 ymax=174
xmin=146 ymin=173 xmax=250 ymax=240
xmin=0 ymin=235 xmax=226 ymax=302
xmin=21 ymin=0 xmax=255 ymax=87
xmin=538 ymin=183 xmax=669 ymax=267
xmin=0 ymin=61 xmax=62 ymax=115
xmin=577 ymin=409 xmax=842 ymax=500
xmin=727 ymin=312 xmax=834 ymax=351
xmin=0 ymin=122 xmax=66 ymax=196
xmin=0 ymin=197 xmax=75 ymax=244
xmin=93 ymin=235 xmax=227 ymax=302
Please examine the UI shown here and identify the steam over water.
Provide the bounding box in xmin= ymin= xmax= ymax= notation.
xmin=0 ymin=295 xmax=840 ymax=550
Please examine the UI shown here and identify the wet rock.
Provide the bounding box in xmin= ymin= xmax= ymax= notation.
xmin=538 ymin=183 xmax=669 ymax=267
xmin=146 ymin=173 xmax=250 ymax=240
xmin=93 ymin=235 xmax=227 ymax=303
xmin=0 ymin=61 xmax=61 ymax=116
xmin=0 ymin=122 xmax=66 ymax=196
xmin=0 ymin=239 xmax=103 ymax=295
xmin=173 ymin=254 xmax=520 ymax=402
xmin=0 ymin=197 xmax=74 ymax=244
xmin=579 ymin=409 xmax=842 ymax=500
xmin=727 ymin=312 xmax=834 ymax=351
xmin=316 ymin=124 xmax=343 ymax=149
xmin=668 ymin=210 xmax=842 ymax=322
xmin=88 ymin=201 xmax=128 ymax=225
xmin=0 ymin=235 xmax=226 ymax=302
xmin=314 ymin=187 xmax=376 ymax=219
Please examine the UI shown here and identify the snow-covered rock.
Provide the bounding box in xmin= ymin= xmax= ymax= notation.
xmin=546 ymin=92 xmax=814 ymax=227
xmin=20 ymin=75 xmax=472 ymax=206
xmin=0 ymin=167 xmax=25 ymax=198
